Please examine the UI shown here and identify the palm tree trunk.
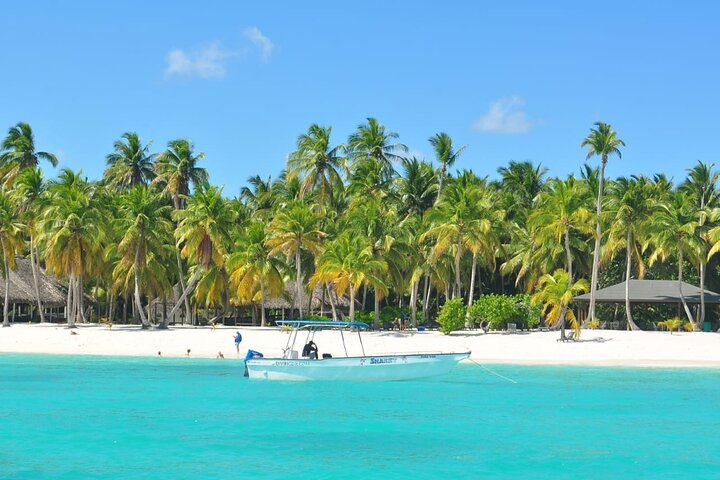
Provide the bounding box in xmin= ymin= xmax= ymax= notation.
xmin=260 ymin=279 xmax=266 ymax=327
xmin=1 ymin=239 xmax=9 ymax=327
xmin=67 ymin=270 xmax=76 ymax=328
xmin=454 ymin=240 xmax=463 ymax=298
xmin=677 ymin=249 xmax=695 ymax=324
xmin=161 ymin=268 xmax=202 ymax=328
xmin=410 ymin=278 xmax=419 ymax=328
xmin=362 ymin=285 xmax=367 ymax=311
xmin=326 ymin=284 xmax=338 ymax=320
xmin=134 ymin=257 xmax=149 ymax=329
xmin=349 ymin=283 xmax=356 ymax=321
xmin=588 ymin=159 xmax=607 ymax=321
xmin=78 ymin=277 xmax=87 ymax=323
xmin=624 ymin=233 xmax=641 ymax=331
xmin=373 ymin=290 xmax=381 ymax=329
xmin=108 ymin=293 xmax=115 ymax=323
xmin=29 ymin=234 xmax=45 ymax=323
xmin=175 ymin=249 xmax=191 ymax=325
xmin=564 ymin=227 xmax=573 ymax=282
xmin=698 ymin=259 xmax=706 ymax=331
xmin=423 ymin=271 xmax=431 ymax=323
xmin=295 ymin=249 xmax=303 ymax=318
xmin=467 ymin=252 xmax=477 ymax=307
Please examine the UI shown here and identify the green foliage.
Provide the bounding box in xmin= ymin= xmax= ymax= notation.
xmin=380 ymin=305 xmax=410 ymax=325
xmin=467 ymin=294 xmax=540 ymax=330
xmin=436 ymin=298 xmax=466 ymax=334
xmin=355 ymin=311 xmax=374 ymax=325
xmin=305 ymin=314 xmax=331 ymax=321
xmin=658 ymin=317 xmax=684 ymax=334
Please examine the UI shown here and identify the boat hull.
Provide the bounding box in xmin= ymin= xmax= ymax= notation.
xmin=245 ymin=352 xmax=470 ymax=381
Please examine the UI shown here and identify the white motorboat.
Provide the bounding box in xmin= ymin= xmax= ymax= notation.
xmin=244 ymin=320 xmax=470 ymax=381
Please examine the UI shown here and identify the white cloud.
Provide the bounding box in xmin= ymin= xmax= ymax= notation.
xmin=164 ymin=43 xmax=233 ymax=79
xmin=473 ymin=96 xmax=538 ymax=134
xmin=243 ymin=27 xmax=274 ymax=62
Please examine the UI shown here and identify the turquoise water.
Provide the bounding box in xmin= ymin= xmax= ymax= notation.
xmin=2 ymin=354 xmax=719 ymax=479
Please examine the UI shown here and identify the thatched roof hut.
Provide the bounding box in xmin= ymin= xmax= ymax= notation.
xmin=3 ymin=256 xmax=67 ymax=306
xmin=261 ymin=280 xmax=351 ymax=310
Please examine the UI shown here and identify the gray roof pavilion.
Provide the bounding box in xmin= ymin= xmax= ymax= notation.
xmin=574 ymin=280 xmax=720 ymax=304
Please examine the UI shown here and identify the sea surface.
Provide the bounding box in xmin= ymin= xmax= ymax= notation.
xmin=2 ymin=354 xmax=719 ymax=479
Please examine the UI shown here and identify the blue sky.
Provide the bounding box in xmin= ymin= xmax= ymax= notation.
xmin=1 ymin=1 xmax=718 ymax=195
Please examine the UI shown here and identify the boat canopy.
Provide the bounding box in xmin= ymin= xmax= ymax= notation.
xmin=275 ymin=320 xmax=369 ymax=330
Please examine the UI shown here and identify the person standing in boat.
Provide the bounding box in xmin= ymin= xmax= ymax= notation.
xmin=302 ymin=341 xmax=319 ymax=359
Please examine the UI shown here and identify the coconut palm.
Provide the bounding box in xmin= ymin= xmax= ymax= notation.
xmin=531 ymin=269 xmax=589 ymax=340
xmin=529 ymin=177 xmax=591 ymax=284
xmin=421 ymin=174 xmax=489 ymax=299
xmin=104 ymin=132 xmax=156 ymax=189
xmin=114 ymin=186 xmax=173 ymax=328
xmin=228 ymin=222 xmax=285 ymax=326
xmin=680 ymin=161 xmax=719 ymax=327
xmin=396 ymin=157 xmax=438 ymax=218
xmin=287 ymin=124 xmax=345 ymax=207
xmin=603 ymin=176 xmax=653 ymax=330
xmin=153 ymin=138 xmax=208 ymax=322
xmin=645 ymin=191 xmax=704 ymax=328
xmin=0 ymin=122 xmax=58 ymax=186
xmin=497 ymin=160 xmax=547 ymax=221
xmin=162 ymin=185 xmax=233 ymax=328
xmin=347 ymin=117 xmax=407 ymax=182
xmin=266 ymin=202 xmax=324 ymax=319
xmin=581 ymin=122 xmax=625 ymax=323
xmin=40 ymin=169 xmax=106 ymax=327
xmin=310 ymin=234 xmax=386 ymax=321
xmin=0 ymin=189 xmax=24 ymax=326
xmin=429 ymin=132 xmax=466 ymax=203
xmin=12 ymin=167 xmax=47 ymax=322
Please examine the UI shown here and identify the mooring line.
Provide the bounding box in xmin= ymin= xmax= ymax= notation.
xmin=468 ymin=358 xmax=518 ymax=384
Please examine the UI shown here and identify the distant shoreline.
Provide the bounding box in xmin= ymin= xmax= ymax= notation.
xmin=1 ymin=324 xmax=720 ymax=368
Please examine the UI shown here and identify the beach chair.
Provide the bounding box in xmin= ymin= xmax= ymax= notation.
xmin=504 ymin=323 xmax=517 ymax=334
xmin=609 ymin=321 xmax=619 ymax=330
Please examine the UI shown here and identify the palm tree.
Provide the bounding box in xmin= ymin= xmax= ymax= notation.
xmin=163 ymin=185 xmax=233 ymax=328
xmin=153 ymin=138 xmax=208 ymax=323
xmin=40 ymin=169 xmax=105 ymax=327
xmin=680 ymin=161 xmax=719 ymax=327
xmin=346 ymin=198 xmax=399 ymax=327
xmin=12 ymin=167 xmax=47 ymax=322
xmin=347 ymin=118 xmax=407 ymax=187
xmin=581 ymin=122 xmax=625 ymax=323
xmin=429 ymin=132 xmax=466 ymax=202
xmin=531 ymin=269 xmax=589 ymax=340
xmin=0 ymin=189 xmax=24 ymax=326
xmin=529 ymin=177 xmax=591 ymax=285
xmin=397 ymin=157 xmax=438 ymax=218
xmin=115 ymin=186 xmax=173 ymax=328
xmin=497 ymin=160 xmax=548 ymax=221
xmin=0 ymin=122 xmax=58 ymax=186
xmin=603 ymin=176 xmax=653 ymax=330
xmin=287 ymin=124 xmax=345 ymax=207
xmin=228 ymin=222 xmax=285 ymax=326
xmin=645 ymin=191 xmax=704 ymax=328
xmin=104 ymin=132 xmax=156 ymax=189
xmin=311 ymin=234 xmax=386 ymax=321
xmin=266 ymin=202 xmax=324 ymax=319
xmin=422 ymin=174 xmax=489 ymax=299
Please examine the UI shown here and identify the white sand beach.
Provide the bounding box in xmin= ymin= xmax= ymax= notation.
xmin=1 ymin=323 xmax=719 ymax=367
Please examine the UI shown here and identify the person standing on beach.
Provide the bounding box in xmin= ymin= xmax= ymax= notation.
xmin=234 ymin=331 xmax=242 ymax=352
